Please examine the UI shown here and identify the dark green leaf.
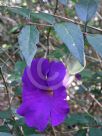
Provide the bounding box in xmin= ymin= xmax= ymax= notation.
xmin=31 ymin=12 xmax=56 ymax=24
xmin=0 ymin=126 xmax=10 ymax=133
xmin=87 ymin=34 xmax=102 ymax=57
xmin=18 ymin=25 xmax=39 ymax=66
xmin=15 ymin=61 xmax=26 ymax=74
xmin=75 ymin=129 xmax=87 ymax=136
xmin=65 ymin=113 xmax=96 ymax=126
xmin=89 ymin=128 xmax=102 ymax=136
xmin=8 ymin=7 xmax=31 ymax=18
xmin=15 ymin=86 xmax=21 ymax=96
xmin=0 ymin=109 xmax=11 ymax=119
xmin=54 ymin=22 xmax=84 ymax=65
xmin=75 ymin=0 xmax=99 ymax=22
xmin=22 ymin=125 xmax=36 ymax=135
xmin=8 ymin=7 xmax=56 ymax=24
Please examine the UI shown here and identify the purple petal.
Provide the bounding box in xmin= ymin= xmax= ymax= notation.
xmin=51 ymin=86 xmax=69 ymax=126
xmin=17 ymin=87 xmax=51 ymax=131
xmin=30 ymin=58 xmax=49 ymax=90
xmin=47 ymin=61 xmax=66 ymax=89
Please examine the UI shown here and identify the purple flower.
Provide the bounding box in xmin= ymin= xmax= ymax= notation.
xmin=17 ymin=58 xmax=69 ymax=131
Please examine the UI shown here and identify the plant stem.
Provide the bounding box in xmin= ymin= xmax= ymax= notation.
xmin=46 ymin=0 xmax=59 ymax=58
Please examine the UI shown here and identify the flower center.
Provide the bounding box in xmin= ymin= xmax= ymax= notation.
xmin=47 ymin=88 xmax=53 ymax=96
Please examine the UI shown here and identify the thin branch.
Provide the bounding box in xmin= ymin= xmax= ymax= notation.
xmin=0 ymin=67 xmax=11 ymax=108
xmin=4 ymin=5 xmax=102 ymax=32
xmin=27 ymin=21 xmax=52 ymax=27
xmin=81 ymin=85 xmax=102 ymax=108
xmin=52 ymin=14 xmax=102 ymax=32
xmin=46 ymin=0 xmax=59 ymax=57
xmin=52 ymin=126 xmax=57 ymax=136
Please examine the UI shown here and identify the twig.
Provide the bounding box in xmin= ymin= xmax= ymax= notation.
xmin=81 ymin=85 xmax=102 ymax=108
xmin=51 ymin=14 xmax=102 ymax=32
xmin=3 ymin=5 xmax=102 ymax=32
xmin=27 ymin=21 xmax=52 ymax=27
xmin=52 ymin=126 xmax=57 ymax=136
xmin=46 ymin=0 xmax=59 ymax=58
xmin=28 ymin=13 xmax=102 ymax=32
xmin=0 ymin=14 xmax=17 ymax=26
xmin=0 ymin=67 xmax=11 ymax=108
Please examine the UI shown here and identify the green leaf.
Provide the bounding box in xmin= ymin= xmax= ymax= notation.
xmin=87 ymin=34 xmax=102 ymax=57
xmin=89 ymin=128 xmax=102 ymax=136
xmin=65 ymin=113 xmax=96 ymax=126
xmin=75 ymin=129 xmax=87 ymax=136
xmin=54 ymin=22 xmax=84 ymax=65
xmin=59 ymin=0 xmax=69 ymax=5
xmin=0 ymin=109 xmax=11 ymax=119
xmin=15 ymin=86 xmax=21 ymax=96
xmin=67 ymin=55 xmax=86 ymax=75
xmin=31 ymin=12 xmax=56 ymax=24
xmin=15 ymin=61 xmax=26 ymax=74
xmin=22 ymin=125 xmax=36 ymax=135
xmin=18 ymin=25 xmax=39 ymax=66
xmin=8 ymin=7 xmax=56 ymax=24
xmin=75 ymin=0 xmax=99 ymax=22
xmin=48 ymin=44 xmax=69 ymax=59
xmin=0 ymin=132 xmax=12 ymax=136
xmin=8 ymin=7 xmax=31 ymax=18
xmin=0 ymin=126 xmax=10 ymax=133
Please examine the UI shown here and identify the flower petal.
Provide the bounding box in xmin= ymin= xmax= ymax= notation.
xmin=47 ymin=61 xmax=66 ymax=89
xmin=30 ymin=58 xmax=49 ymax=90
xmin=17 ymin=86 xmax=51 ymax=131
xmin=51 ymin=86 xmax=69 ymax=126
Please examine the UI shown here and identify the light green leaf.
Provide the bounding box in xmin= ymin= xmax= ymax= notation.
xmin=0 ymin=133 xmax=12 ymax=136
xmin=75 ymin=0 xmax=99 ymax=22
xmin=87 ymin=34 xmax=102 ymax=57
xmin=18 ymin=25 xmax=39 ymax=66
xmin=54 ymin=22 xmax=84 ymax=65
xmin=59 ymin=0 xmax=69 ymax=5
xmin=67 ymin=55 xmax=86 ymax=74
